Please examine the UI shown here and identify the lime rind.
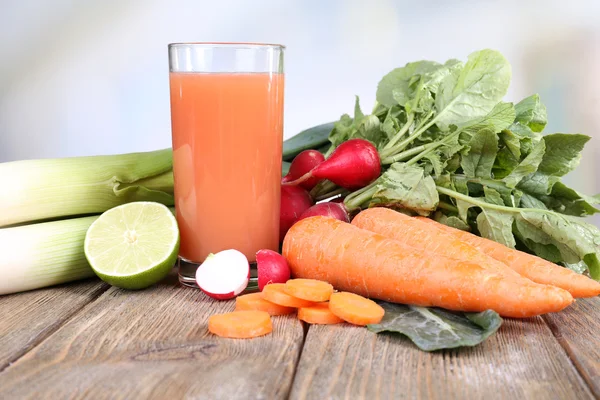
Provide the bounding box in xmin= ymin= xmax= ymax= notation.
xmin=84 ymin=202 xmax=180 ymax=289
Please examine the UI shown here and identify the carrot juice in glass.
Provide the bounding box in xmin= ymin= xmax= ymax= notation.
xmin=168 ymin=43 xmax=284 ymax=286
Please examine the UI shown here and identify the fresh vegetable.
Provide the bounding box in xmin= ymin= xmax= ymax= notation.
xmin=417 ymin=217 xmax=600 ymax=298
xmin=235 ymin=292 xmax=295 ymax=316
xmin=283 ymin=122 xmax=335 ymax=161
xmin=84 ymin=202 xmax=179 ymax=290
xmin=304 ymin=48 xmax=600 ymax=281
xmin=329 ymin=292 xmax=385 ymax=326
xmin=286 ymin=139 xmax=381 ymax=190
xmin=0 ymin=216 xmax=98 ymax=295
xmin=282 ymin=216 xmax=573 ymax=318
xmin=282 ymin=150 xmax=325 ymax=190
xmin=352 ymin=207 xmax=522 ymax=278
xmin=0 ymin=149 xmax=174 ymax=228
xmin=262 ymin=283 xmax=316 ymax=308
xmin=208 ymin=310 xmax=273 ymax=339
xmin=298 ymin=303 xmax=344 ymax=325
xmin=195 ymin=249 xmax=249 ymax=300
xmin=367 ymin=303 xmax=502 ymax=351
xmin=279 ymin=185 xmax=314 ymax=242
xmin=256 ymin=249 xmax=291 ymax=291
xmin=298 ymin=202 xmax=350 ymax=223
xmin=284 ymin=278 xmax=334 ymax=302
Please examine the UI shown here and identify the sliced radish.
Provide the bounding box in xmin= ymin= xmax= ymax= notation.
xmin=196 ymin=249 xmax=250 ymax=300
xmin=256 ymin=249 xmax=291 ymax=291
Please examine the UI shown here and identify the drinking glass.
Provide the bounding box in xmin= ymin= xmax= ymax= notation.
xmin=168 ymin=42 xmax=285 ymax=287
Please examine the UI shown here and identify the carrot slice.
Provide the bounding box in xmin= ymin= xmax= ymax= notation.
xmin=284 ymin=278 xmax=334 ymax=302
xmin=298 ymin=302 xmax=344 ymax=324
xmin=208 ymin=310 xmax=272 ymax=339
xmin=328 ymin=292 xmax=384 ymax=326
xmin=262 ymin=283 xmax=316 ymax=308
xmin=235 ymin=292 xmax=295 ymax=316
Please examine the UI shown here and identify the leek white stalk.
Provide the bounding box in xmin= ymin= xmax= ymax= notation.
xmin=0 ymin=149 xmax=174 ymax=227
xmin=0 ymin=216 xmax=98 ymax=295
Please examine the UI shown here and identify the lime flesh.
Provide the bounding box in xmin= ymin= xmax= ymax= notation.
xmin=84 ymin=202 xmax=179 ymax=289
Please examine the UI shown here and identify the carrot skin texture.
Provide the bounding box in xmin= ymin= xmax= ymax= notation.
xmin=298 ymin=303 xmax=344 ymax=324
xmin=282 ymin=216 xmax=573 ymax=318
xmin=352 ymin=208 xmax=523 ymax=279
xmin=235 ymin=292 xmax=295 ymax=316
xmin=416 ymin=217 xmax=600 ymax=298
xmin=208 ymin=311 xmax=273 ymax=339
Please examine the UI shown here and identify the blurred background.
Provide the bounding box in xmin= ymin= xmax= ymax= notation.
xmin=1 ymin=0 xmax=599 ymax=221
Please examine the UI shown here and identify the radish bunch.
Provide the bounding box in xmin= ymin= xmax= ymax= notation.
xmin=279 ymin=139 xmax=381 ymax=241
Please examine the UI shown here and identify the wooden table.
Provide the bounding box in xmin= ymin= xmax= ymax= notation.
xmin=1 ymin=273 xmax=598 ymax=399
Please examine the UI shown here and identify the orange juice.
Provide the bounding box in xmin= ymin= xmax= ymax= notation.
xmin=169 ymin=72 xmax=284 ymax=263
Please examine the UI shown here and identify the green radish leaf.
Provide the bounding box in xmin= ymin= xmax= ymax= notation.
xmin=499 ymin=129 xmax=521 ymax=160
xmin=353 ymin=95 xmax=365 ymax=122
xmin=514 ymin=94 xmax=547 ymax=133
xmin=543 ymin=182 xmax=600 ymax=216
xmin=461 ymin=102 xmax=516 ymax=139
xmin=376 ymin=61 xmax=443 ymax=107
xmin=537 ymin=134 xmax=590 ymax=177
xmin=456 ymin=199 xmax=475 ymax=222
xmin=476 ymin=209 xmax=516 ymax=249
xmin=483 ymin=187 xmax=504 ymax=206
xmin=519 ymin=192 xmax=548 ymax=210
xmin=435 ymin=49 xmax=511 ymax=131
xmin=493 ymin=147 xmax=520 ymax=179
xmin=370 ymin=163 xmax=439 ymax=216
xmin=367 ymin=303 xmax=502 ymax=352
xmin=564 ymin=260 xmax=588 ymax=274
xmin=461 ymin=129 xmax=499 ymax=178
xmin=502 ymin=139 xmax=546 ymax=188
xmin=435 ymin=214 xmax=471 ymax=231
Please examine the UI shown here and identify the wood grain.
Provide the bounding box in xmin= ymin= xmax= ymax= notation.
xmin=544 ymin=297 xmax=600 ymax=398
xmin=0 ymin=279 xmax=106 ymax=371
xmin=290 ymin=317 xmax=593 ymax=400
xmin=0 ymin=274 xmax=305 ymax=400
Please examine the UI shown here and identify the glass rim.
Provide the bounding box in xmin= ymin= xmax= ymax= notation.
xmin=168 ymin=42 xmax=285 ymax=50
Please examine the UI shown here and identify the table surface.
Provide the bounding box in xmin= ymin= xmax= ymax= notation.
xmin=1 ymin=273 xmax=598 ymax=400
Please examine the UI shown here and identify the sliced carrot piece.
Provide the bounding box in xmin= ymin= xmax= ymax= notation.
xmin=284 ymin=278 xmax=334 ymax=302
xmin=329 ymin=292 xmax=384 ymax=326
xmin=262 ymin=283 xmax=316 ymax=308
xmin=298 ymin=302 xmax=344 ymax=325
xmin=235 ymin=292 xmax=295 ymax=316
xmin=208 ymin=310 xmax=272 ymax=339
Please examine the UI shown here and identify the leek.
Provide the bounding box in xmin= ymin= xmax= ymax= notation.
xmin=0 ymin=216 xmax=98 ymax=295
xmin=0 ymin=149 xmax=174 ymax=227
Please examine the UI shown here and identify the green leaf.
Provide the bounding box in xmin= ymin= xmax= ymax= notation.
xmin=514 ymin=94 xmax=547 ymax=133
xmin=422 ymin=152 xmax=444 ymax=176
xmin=435 ymin=214 xmax=471 ymax=231
xmin=537 ymin=134 xmax=590 ymax=177
xmin=483 ymin=187 xmax=504 ymax=206
xmin=462 ymin=102 xmax=516 ymax=137
xmin=367 ymin=303 xmax=502 ymax=352
xmin=499 ymin=129 xmax=521 ymax=160
xmin=493 ymin=147 xmax=520 ymax=179
xmin=519 ymin=192 xmax=548 ymax=210
xmin=461 ymin=129 xmax=498 ymax=178
xmin=543 ymin=182 xmax=600 ymax=216
xmin=353 ymin=96 xmax=364 ymax=122
xmin=517 ymin=172 xmax=559 ymax=196
xmin=564 ymin=260 xmax=588 ymax=274
xmin=435 ymin=49 xmax=511 ymax=131
xmin=515 ymin=211 xmax=600 ymax=279
xmin=328 ymin=114 xmax=355 ymax=148
xmin=476 ymin=209 xmax=516 ymax=248
xmin=457 ymin=199 xmax=475 ymax=222
xmin=370 ymin=163 xmax=439 ymax=216
xmin=502 ymin=139 xmax=546 ymax=188
xmin=283 ymin=122 xmax=335 ymax=161
xmin=376 ymin=61 xmax=443 ymax=107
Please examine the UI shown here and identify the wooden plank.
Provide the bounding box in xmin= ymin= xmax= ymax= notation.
xmin=544 ymin=297 xmax=600 ymax=398
xmin=290 ymin=317 xmax=593 ymax=400
xmin=0 ymin=274 xmax=304 ymax=399
xmin=0 ymin=279 xmax=107 ymax=371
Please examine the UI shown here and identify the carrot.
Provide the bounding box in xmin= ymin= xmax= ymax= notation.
xmin=282 ymin=216 xmax=573 ymax=318
xmin=262 ymin=283 xmax=316 ymax=308
xmin=235 ymin=292 xmax=295 ymax=316
xmin=416 ymin=217 xmax=600 ymax=298
xmin=298 ymin=302 xmax=344 ymax=324
xmin=284 ymin=278 xmax=334 ymax=302
xmin=328 ymin=292 xmax=384 ymax=325
xmin=352 ymin=208 xmax=522 ymax=279
xmin=208 ymin=310 xmax=272 ymax=339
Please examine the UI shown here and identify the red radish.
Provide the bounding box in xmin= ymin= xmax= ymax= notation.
xmin=280 ymin=185 xmax=314 ymax=242
xmin=284 ymin=139 xmax=380 ymax=190
xmin=195 ymin=249 xmax=249 ymax=300
xmin=299 ymin=202 xmax=350 ymax=223
xmin=256 ymin=249 xmax=291 ymax=291
xmin=282 ymin=150 xmax=325 ymax=190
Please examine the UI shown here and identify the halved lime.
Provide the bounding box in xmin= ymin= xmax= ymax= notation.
xmin=84 ymin=202 xmax=179 ymax=289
